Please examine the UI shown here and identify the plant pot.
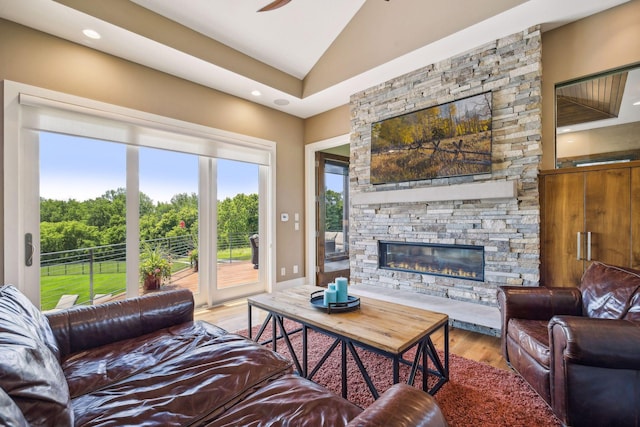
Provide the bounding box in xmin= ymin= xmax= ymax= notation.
xmin=143 ymin=274 xmax=161 ymax=291
xmin=193 ymin=260 xmax=199 ymax=273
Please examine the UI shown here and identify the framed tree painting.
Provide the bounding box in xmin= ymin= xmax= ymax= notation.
xmin=370 ymin=92 xmax=492 ymax=184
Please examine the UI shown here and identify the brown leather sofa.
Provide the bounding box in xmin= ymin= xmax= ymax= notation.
xmin=0 ymin=284 xmax=447 ymax=426
xmin=498 ymin=261 xmax=640 ymax=427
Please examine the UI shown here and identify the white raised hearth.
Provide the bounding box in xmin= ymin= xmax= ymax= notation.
xmin=348 ymin=285 xmax=500 ymax=336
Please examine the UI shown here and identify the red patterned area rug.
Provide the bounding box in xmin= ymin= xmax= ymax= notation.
xmin=236 ymin=321 xmax=561 ymax=427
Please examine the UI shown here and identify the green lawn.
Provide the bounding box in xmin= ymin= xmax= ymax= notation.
xmin=40 ymin=247 xmax=253 ymax=310
xmin=40 ymin=273 xmax=126 ymax=310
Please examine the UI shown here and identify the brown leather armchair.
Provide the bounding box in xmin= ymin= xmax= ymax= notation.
xmin=498 ymin=261 xmax=640 ymax=427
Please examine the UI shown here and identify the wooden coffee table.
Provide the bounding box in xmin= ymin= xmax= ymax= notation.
xmin=247 ymin=285 xmax=449 ymax=399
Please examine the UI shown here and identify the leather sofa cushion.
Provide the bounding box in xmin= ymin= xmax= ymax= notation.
xmin=71 ymin=333 xmax=294 ymax=426
xmin=627 ymin=292 xmax=640 ymax=321
xmin=581 ymin=262 xmax=640 ymax=320
xmin=204 ymin=374 xmax=362 ymax=426
xmin=0 ymin=387 xmax=29 ymax=427
xmin=46 ymin=289 xmax=195 ymax=358
xmin=62 ymin=320 xmax=228 ymax=398
xmin=0 ymin=285 xmax=73 ymax=426
xmin=507 ymin=318 xmax=550 ymax=367
xmin=0 ymin=285 xmax=60 ymax=358
xmin=346 ymin=382 xmax=447 ymax=427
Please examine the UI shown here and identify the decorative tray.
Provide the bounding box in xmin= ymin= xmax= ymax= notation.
xmin=310 ymin=290 xmax=361 ymax=314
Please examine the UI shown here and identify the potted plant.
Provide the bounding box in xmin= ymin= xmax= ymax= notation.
xmin=189 ymin=248 xmax=199 ymax=272
xmin=139 ymin=244 xmax=172 ymax=291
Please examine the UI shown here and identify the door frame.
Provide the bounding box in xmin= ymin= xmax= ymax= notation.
xmin=304 ymin=134 xmax=350 ymax=286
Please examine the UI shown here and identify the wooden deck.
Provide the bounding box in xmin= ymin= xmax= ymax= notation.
xmin=170 ymin=260 xmax=259 ymax=293
xmin=98 ymin=261 xmax=259 ymax=304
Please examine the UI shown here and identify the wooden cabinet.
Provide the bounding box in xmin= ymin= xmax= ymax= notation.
xmin=633 ymin=167 xmax=640 ymax=269
xmin=540 ymin=164 xmax=639 ymax=287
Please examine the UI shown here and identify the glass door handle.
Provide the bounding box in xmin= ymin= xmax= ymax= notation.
xmin=25 ymin=233 xmax=34 ymax=266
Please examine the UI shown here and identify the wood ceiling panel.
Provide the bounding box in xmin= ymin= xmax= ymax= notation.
xmin=557 ymin=72 xmax=627 ymax=127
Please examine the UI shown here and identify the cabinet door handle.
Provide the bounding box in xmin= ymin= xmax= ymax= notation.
xmin=586 ymin=231 xmax=592 ymax=261
xmin=577 ymin=232 xmax=581 ymax=261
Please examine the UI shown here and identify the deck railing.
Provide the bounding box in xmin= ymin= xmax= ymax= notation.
xmin=40 ymin=232 xmax=256 ymax=310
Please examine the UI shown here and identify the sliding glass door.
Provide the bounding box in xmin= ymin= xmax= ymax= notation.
xmin=4 ymin=82 xmax=275 ymax=309
xmin=213 ymin=159 xmax=264 ymax=300
xmin=139 ymin=147 xmax=200 ymax=297
xmin=39 ymin=133 xmax=128 ymax=310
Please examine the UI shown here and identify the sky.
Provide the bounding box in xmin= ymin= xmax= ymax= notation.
xmin=39 ymin=132 xmax=260 ymax=203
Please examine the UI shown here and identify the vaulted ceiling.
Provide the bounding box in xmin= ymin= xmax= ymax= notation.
xmin=0 ymin=0 xmax=630 ymax=118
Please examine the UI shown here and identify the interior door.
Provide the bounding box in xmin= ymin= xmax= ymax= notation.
xmin=540 ymin=172 xmax=584 ymax=286
xmin=584 ymin=168 xmax=630 ymax=268
xmin=632 ymin=167 xmax=640 ymax=270
xmin=316 ymin=152 xmax=350 ymax=287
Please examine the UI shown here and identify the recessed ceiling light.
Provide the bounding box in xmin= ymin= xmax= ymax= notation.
xmin=82 ymin=29 xmax=101 ymax=39
xmin=274 ymin=99 xmax=290 ymax=106
xmin=561 ymin=128 xmax=571 ymax=133
xmin=251 ymin=90 xmax=261 ymax=97
xmin=633 ymin=101 xmax=640 ymax=106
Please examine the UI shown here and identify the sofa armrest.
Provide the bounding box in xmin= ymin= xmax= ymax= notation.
xmin=549 ymin=316 xmax=640 ymax=369
xmin=346 ymin=383 xmax=447 ymax=427
xmin=45 ymin=288 xmax=194 ymax=357
xmin=549 ymin=316 xmax=640 ymax=425
xmin=497 ymin=286 xmax=581 ymax=361
xmin=498 ymin=286 xmax=582 ymax=323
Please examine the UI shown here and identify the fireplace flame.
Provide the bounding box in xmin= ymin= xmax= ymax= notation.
xmin=386 ymin=261 xmax=479 ymax=279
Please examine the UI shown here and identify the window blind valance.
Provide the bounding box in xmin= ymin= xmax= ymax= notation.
xmin=19 ymin=93 xmax=274 ymax=165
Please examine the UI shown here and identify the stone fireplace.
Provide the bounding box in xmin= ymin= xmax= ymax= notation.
xmin=348 ymin=27 xmax=542 ymax=307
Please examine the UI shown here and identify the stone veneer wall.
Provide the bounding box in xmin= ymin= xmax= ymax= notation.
xmin=349 ymin=26 xmax=542 ymax=306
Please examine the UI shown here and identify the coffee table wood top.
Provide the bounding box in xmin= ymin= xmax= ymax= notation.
xmin=248 ymin=285 xmax=448 ymax=354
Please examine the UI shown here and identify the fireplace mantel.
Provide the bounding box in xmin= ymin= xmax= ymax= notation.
xmin=351 ymin=180 xmax=517 ymax=205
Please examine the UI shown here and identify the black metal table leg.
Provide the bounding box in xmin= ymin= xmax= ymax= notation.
xmin=271 ymin=314 xmax=277 ymax=352
xmin=341 ymin=340 xmax=347 ymax=398
xmin=393 ymin=354 xmax=400 ymax=385
xmin=422 ymin=338 xmax=428 ymax=391
xmin=302 ymin=324 xmax=308 ymax=377
xmin=247 ymin=303 xmax=252 ymax=340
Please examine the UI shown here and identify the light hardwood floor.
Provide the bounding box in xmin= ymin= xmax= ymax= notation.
xmin=194 ymin=298 xmax=510 ymax=371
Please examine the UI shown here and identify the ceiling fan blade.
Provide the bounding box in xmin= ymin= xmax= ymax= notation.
xmin=258 ymin=0 xmax=291 ymax=12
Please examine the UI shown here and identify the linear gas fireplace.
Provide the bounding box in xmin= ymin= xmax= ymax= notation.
xmin=378 ymin=241 xmax=484 ymax=281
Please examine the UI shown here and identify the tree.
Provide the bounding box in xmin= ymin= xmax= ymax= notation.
xmin=217 ymin=193 xmax=259 ymax=246
xmin=40 ymin=188 xmax=258 ymax=256
xmin=40 ymin=221 xmax=100 ymax=253
xmin=325 ymin=189 xmax=344 ymax=231
xmin=170 ymin=192 xmax=198 ymax=209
